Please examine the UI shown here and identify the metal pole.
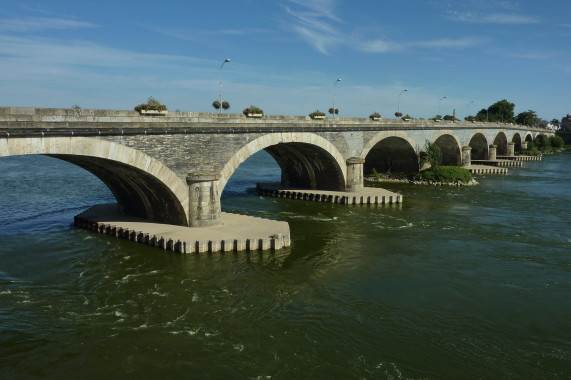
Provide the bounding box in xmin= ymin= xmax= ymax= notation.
xmin=398 ymin=89 xmax=407 ymax=114
xmin=333 ymin=78 xmax=341 ymax=118
xmin=219 ymin=58 xmax=230 ymax=113
xmin=465 ymin=100 xmax=473 ymax=119
xmin=438 ymin=96 xmax=447 ymax=116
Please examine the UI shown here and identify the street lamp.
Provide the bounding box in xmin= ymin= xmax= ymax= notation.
xmin=333 ymin=78 xmax=341 ymax=118
xmin=219 ymin=58 xmax=230 ymax=113
xmin=438 ymin=96 xmax=447 ymax=116
xmin=397 ymin=89 xmax=408 ymax=114
xmin=465 ymin=100 xmax=473 ymax=119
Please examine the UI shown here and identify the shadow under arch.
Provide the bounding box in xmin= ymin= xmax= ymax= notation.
xmin=1 ymin=137 xmax=189 ymax=226
xmin=524 ymin=133 xmax=533 ymax=142
xmin=493 ymin=131 xmax=508 ymax=155
xmin=218 ymin=133 xmax=347 ymax=194
xmin=433 ymin=131 xmax=462 ymax=166
xmin=362 ymin=132 xmax=419 ymax=175
xmin=468 ymin=131 xmax=489 ymax=160
xmin=511 ymin=132 xmax=523 ymax=152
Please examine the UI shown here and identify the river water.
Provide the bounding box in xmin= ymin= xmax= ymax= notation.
xmin=0 ymin=151 xmax=569 ymax=379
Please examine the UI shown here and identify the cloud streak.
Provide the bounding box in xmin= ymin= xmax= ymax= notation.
xmin=283 ymin=1 xmax=484 ymax=55
xmin=447 ymin=11 xmax=540 ymax=24
xmin=0 ymin=16 xmax=98 ymax=33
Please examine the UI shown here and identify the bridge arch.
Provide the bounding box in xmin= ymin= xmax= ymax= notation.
xmin=0 ymin=137 xmax=189 ymax=226
xmin=493 ymin=131 xmax=508 ymax=155
xmin=468 ymin=131 xmax=489 ymax=160
xmin=361 ymin=131 xmax=419 ymax=175
xmin=219 ymin=132 xmax=347 ymax=193
xmin=524 ymin=132 xmax=533 ymax=142
xmin=511 ymin=132 xmax=523 ymax=153
xmin=432 ymin=131 xmax=462 ymax=166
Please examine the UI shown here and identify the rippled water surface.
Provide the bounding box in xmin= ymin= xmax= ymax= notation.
xmin=0 ymin=152 xmax=570 ymax=379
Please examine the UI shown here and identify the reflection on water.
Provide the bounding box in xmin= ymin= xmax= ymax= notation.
xmin=0 ymin=151 xmax=570 ymax=378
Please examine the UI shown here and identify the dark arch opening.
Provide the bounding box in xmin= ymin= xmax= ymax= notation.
xmin=434 ymin=135 xmax=461 ymax=166
xmin=512 ymin=134 xmax=522 ymax=153
xmin=493 ymin=132 xmax=508 ymax=155
xmin=52 ymin=154 xmax=188 ymax=226
xmin=264 ymin=142 xmax=345 ymax=191
xmin=364 ymin=137 xmax=419 ymax=175
xmin=469 ymin=133 xmax=488 ymax=160
xmin=525 ymin=134 xmax=533 ymax=142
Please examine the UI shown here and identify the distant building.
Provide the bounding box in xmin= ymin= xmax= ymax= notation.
xmin=562 ymin=114 xmax=571 ymax=131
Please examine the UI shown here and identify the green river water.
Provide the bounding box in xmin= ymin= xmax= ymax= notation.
xmin=0 ymin=151 xmax=569 ymax=379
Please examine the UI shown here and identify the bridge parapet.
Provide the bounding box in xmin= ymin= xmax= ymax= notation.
xmin=0 ymin=107 xmax=548 ymax=134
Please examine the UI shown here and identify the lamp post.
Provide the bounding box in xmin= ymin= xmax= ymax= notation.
xmin=438 ymin=96 xmax=447 ymax=116
xmin=465 ymin=100 xmax=474 ymax=119
xmin=219 ymin=58 xmax=230 ymax=113
xmin=333 ymin=78 xmax=341 ymax=118
xmin=397 ymin=89 xmax=407 ymax=114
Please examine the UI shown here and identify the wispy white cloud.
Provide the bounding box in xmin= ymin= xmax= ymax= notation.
xmin=0 ymin=16 xmax=98 ymax=32
xmin=413 ymin=37 xmax=487 ymax=48
xmin=447 ymin=11 xmax=540 ymax=24
xmin=287 ymin=0 xmax=340 ymax=22
xmin=439 ymin=0 xmax=540 ymax=24
xmin=284 ymin=0 xmax=485 ymax=55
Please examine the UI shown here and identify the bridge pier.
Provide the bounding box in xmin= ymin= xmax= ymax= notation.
xmin=522 ymin=141 xmax=528 ymax=151
xmin=346 ymin=157 xmax=365 ymax=192
xmin=186 ymin=174 xmax=222 ymax=227
xmin=507 ymin=142 xmax=515 ymax=157
xmin=461 ymin=146 xmax=472 ymax=167
xmin=488 ymin=144 xmax=497 ymax=161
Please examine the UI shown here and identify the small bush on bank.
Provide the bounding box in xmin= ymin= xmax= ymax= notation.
xmin=523 ymin=148 xmax=542 ymax=156
xmin=411 ymin=166 xmax=472 ymax=184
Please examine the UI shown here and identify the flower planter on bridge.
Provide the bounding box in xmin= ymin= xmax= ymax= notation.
xmin=139 ymin=110 xmax=168 ymax=116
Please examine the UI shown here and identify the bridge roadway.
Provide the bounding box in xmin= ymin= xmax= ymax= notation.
xmin=0 ymin=107 xmax=549 ymax=252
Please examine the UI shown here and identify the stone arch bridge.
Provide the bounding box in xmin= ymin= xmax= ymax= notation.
xmin=0 ymin=108 xmax=548 ymax=228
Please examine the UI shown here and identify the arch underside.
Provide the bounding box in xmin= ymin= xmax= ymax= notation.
xmin=469 ymin=133 xmax=488 ymax=160
xmin=512 ymin=133 xmax=522 ymax=152
xmin=52 ymin=154 xmax=188 ymax=226
xmin=364 ymin=137 xmax=419 ymax=175
xmin=434 ymin=135 xmax=461 ymax=166
xmin=264 ymin=142 xmax=345 ymax=191
xmin=494 ymin=133 xmax=508 ymax=155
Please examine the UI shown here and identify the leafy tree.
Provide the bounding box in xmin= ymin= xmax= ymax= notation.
xmin=328 ymin=107 xmax=339 ymax=115
xmin=550 ymin=119 xmax=560 ymax=127
xmin=534 ymin=134 xmax=549 ymax=150
xmin=515 ymin=110 xmax=540 ymax=126
xmin=424 ymin=140 xmax=442 ymax=168
xmin=476 ymin=99 xmax=515 ymax=122
xmin=549 ymin=135 xmax=564 ymax=149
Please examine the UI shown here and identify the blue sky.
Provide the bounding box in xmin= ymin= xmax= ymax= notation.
xmin=1 ymin=0 xmax=569 ymax=120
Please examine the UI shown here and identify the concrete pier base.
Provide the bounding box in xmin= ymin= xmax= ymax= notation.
xmin=467 ymin=165 xmax=508 ymax=175
xmin=74 ymin=204 xmax=290 ymax=253
xmin=497 ymin=155 xmax=542 ymax=162
xmin=257 ymin=183 xmax=403 ymax=205
xmin=472 ymin=159 xmax=523 ymax=167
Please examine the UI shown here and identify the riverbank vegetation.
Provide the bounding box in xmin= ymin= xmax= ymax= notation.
xmin=523 ymin=134 xmax=564 ymax=155
xmin=367 ymin=141 xmax=474 ymax=186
